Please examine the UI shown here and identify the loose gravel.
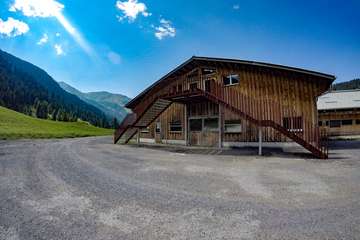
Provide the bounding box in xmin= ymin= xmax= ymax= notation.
xmin=0 ymin=137 xmax=359 ymax=239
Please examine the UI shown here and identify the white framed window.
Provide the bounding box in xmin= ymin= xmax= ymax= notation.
xmin=225 ymin=120 xmax=242 ymax=133
xmin=155 ymin=122 xmax=161 ymax=133
xmin=169 ymin=120 xmax=182 ymax=132
xmin=223 ymin=74 xmax=239 ymax=86
xmin=141 ymin=127 xmax=150 ymax=133
xmin=203 ymin=118 xmax=219 ymax=132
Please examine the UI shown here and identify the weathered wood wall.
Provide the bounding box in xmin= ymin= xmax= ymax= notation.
xmin=319 ymin=111 xmax=360 ymax=136
xmin=140 ymin=65 xmax=329 ymax=144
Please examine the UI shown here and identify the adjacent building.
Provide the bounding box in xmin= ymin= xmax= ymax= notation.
xmin=115 ymin=57 xmax=335 ymax=158
xmin=318 ymin=90 xmax=360 ymax=136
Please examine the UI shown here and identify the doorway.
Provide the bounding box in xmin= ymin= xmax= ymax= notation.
xmin=189 ymin=117 xmax=219 ymax=147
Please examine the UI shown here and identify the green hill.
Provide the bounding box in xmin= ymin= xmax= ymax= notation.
xmin=0 ymin=106 xmax=113 ymax=139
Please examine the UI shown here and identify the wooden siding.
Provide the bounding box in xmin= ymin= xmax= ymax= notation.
xmin=319 ymin=111 xmax=360 ymax=136
xmin=139 ymin=64 xmax=329 ymax=144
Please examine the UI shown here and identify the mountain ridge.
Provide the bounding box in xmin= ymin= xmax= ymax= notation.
xmin=58 ymin=81 xmax=131 ymax=122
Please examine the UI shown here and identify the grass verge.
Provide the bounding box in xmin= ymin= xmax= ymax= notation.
xmin=0 ymin=106 xmax=113 ymax=139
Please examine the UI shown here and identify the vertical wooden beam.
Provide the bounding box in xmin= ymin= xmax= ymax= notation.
xmin=184 ymin=103 xmax=189 ymax=146
xmin=258 ymin=126 xmax=262 ymax=156
xmin=218 ymin=103 xmax=223 ymax=149
xmin=137 ymin=128 xmax=141 ymax=145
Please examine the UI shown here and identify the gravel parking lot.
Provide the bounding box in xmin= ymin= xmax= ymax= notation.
xmin=0 ymin=137 xmax=359 ymax=239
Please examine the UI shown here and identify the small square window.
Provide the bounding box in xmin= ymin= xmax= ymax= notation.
xmin=356 ymin=119 xmax=360 ymax=125
xmin=169 ymin=121 xmax=182 ymax=132
xmin=223 ymin=74 xmax=239 ymax=86
xmin=156 ymin=122 xmax=161 ymax=133
xmin=190 ymin=83 xmax=198 ymax=91
xmin=341 ymin=119 xmax=353 ymax=125
xmin=330 ymin=120 xmax=341 ymax=128
xmin=225 ymin=120 xmax=242 ymax=133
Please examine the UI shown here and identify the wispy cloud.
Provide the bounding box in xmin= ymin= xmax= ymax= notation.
xmin=233 ymin=4 xmax=240 ymax=10
xmin=107 ymin=51 xmax=122 ymax=65
xmin=116 ymin=0 xmax=151 ymax=22
xmin=54 ymin=44 xmax=64 ymax=55
xmin=154 ymin=18 xmax=176 ymax=40
xmin=37 ymin=33 xmax=49 ymax=45
xmin=10 ymin=0 xmax=94 ymax=56
xmin=0 ymin=17 xmax=29 ymax=37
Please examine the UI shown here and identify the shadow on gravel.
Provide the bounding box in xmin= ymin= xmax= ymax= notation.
xmin=327 ymin=140 xmax=360 ymax=150
xmin=128 ymin=143 xmax=316 ymax=160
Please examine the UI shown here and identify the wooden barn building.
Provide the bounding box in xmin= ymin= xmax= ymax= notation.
xmin=318 ymin=90 xmax=360 ymax=136
xmin=115 ymin=57 xmax=335 ymax=158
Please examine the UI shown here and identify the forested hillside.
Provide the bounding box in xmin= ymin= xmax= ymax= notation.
xmin=0 ymin=49 xmax=109 ymax=128
xmin=332 ymin=79 xmax=360 ymax=90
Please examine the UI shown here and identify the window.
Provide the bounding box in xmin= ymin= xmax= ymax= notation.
xmin=155 ymin=122 xmax=161 ymax=133
xmin=293 ymin=117 xmax=303 ymax=130
xmin=169 ymin=121 xmax=182 ymax=132
xmin=225 ymin=120 xmax=242 ymax=133
xmin=204 ymin=118 xmax=219 ymax=132
xmin=318 ymin=121 xmax=323 ymax=127
xmin=202 ymin=68 xmax=216 ymax=75
xmin=283 ymin=117 xmax=291 ymax=130
xmin=325 ymin=121 xmax=329 ymax=126
xmin=329 ymin=120 xmax=341 ymax=128
xmin=178 ymin=84 xmax=182 ymax=92
xmin=223 ymin=74 xmax=239 ymax=86
xmin=341 ymin=119 xmax=353 ymax=126
xmin=141 ymin=127 xmax=150 ymax=133
xmin=283 ymin=117 xmax=303 ymax=131
xmin=356 ymin=119 xmax=360 ymax=125
xmin=190 ymin=119 xmax=202 ymax=131
xmin=190 ymin=82 xmax=198 ymax=91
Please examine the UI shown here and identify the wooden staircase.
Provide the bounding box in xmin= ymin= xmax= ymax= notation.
xmin=115 ymin=80 xmax=328 ymax=159
xmin=198 ymin=81 xmax=328 ymax=159
xmin=114 ymin=99 xmax=172 ymax=144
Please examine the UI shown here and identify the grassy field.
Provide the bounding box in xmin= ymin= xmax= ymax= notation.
xmin=0 ymin=106 xmax=113 ymax=139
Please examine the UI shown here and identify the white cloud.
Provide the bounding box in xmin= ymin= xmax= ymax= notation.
xmin=54 ymin=44 xmax=64 ymax=55
xmin=154 ymin=18 xmax=176 ymax=40
xmin=10 ymin=0 xmax=94 ymax=56
xmin=233 ymin=4 xmax=240 ymax=10
xmin=116 ymin=0 xmax=151 ymax=21
xmin=37 ymin=33 xmax=48 ymax=45
xmin=56 ymin=32 xmax=60 ymax=37
xmin=9 ymin=0 xmax=64 ymax=17
xmin=107 ymin=51 xmax=122 ymax=65
xmin=0 ymin=17 xmax=29 ymax=37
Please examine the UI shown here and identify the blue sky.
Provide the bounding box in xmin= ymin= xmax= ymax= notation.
xmin=0 ymin=0 xmax=359 ymax=97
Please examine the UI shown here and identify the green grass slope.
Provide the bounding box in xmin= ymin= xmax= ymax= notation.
xmin=0 ymin=106 xmax=113 ymax=139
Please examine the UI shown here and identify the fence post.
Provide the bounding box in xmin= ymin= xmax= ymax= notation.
xmin=258 ymin=126 xmax=263 ymax=156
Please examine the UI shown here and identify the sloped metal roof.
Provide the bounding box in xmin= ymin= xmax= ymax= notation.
xmin=317 ymin=90 xmax=360 ymax=110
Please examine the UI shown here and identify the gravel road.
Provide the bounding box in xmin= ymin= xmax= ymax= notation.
xmin=0 ymin=137 xmax=359 ymax=240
